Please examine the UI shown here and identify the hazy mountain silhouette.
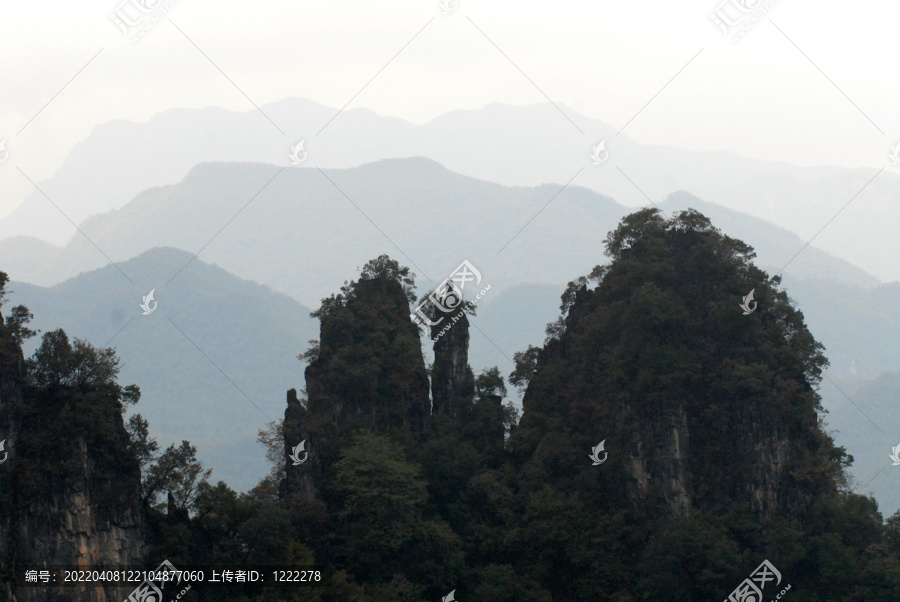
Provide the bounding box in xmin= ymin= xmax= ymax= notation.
xmin=2 ymin=99 xmax=898 ymax=280
xmin=7 ymin=247 xmax=316 ymax=491
xmin=821 ymin=370 xmax=900 ymax=517
xmin=0 ymin=158 xmax=882 ymax=310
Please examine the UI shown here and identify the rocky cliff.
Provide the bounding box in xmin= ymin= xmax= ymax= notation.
xmin=430 ymin=306 xmax=475 ymax=419
xmin=510 ymin=209 xmax=835 ymax=527
xmin=282 ymin=264 xmax=431 ymax=499
xmin=0 ymin=307 xmax=147 ymax=601
xmin=281 ymin=388 xmax=319 ymax=500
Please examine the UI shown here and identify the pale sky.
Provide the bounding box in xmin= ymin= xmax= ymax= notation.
xmin=2 ymin=0 xmax=899 ymax=217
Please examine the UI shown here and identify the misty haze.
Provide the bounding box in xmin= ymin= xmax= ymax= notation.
xmin=1 ymin=2 xmax=898 ymax=600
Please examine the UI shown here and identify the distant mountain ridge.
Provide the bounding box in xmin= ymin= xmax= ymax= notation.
xmin=2 ymin=98 xmax=897 ymax=281
xmin=0 ymin=158 xmax=883 ymax=311
xmin=8 ymin=247 xmax=317 ymax=491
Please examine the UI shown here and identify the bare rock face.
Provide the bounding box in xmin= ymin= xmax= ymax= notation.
xmin=618 ymin=391 xmax=796 ymax=521
xmin=10 ymin=438 xmax=146 ymax=602
xmin=0 ymin=313 xmax=147 ymax=601
xmin=622 ymin=402 xmax=694 ymax=518
xmin=430 ymin=308 xmax=475 ymax=419
xmin=281 ymin=388 xmax=318 ymax=499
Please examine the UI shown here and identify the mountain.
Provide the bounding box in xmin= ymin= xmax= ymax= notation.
xmin=3 ymin=99 xmax=898 ymax=282
xmin=0 ymin=158 xmax=632 ymax=304
xmin=0 ymin=158 xmax=883 ymax=309
xmin=493 ymin=208 xmax=898 ymax=599
xmin=7 ymin=247 xmax=317 ymax=492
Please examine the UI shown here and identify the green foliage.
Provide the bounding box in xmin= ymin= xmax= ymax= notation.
xmin=637 ymin=515 xmax=743 ymax=599
xmin=358 ymin=254 xmax=417 ymax=304
xmin=125 ymin=413 xmax=158 ymax=475
xmin=4 ymin=304 xmax=36 ymax=345
xmin=311 ymin=254 xmax=418 ymax=320
xmin=499 ymin=208 xmax=894 ymax=598
xmin=509 ymin=345 xmax=541 ymax=391
xmin=543 ymin=316 xmax=565 ymax=344
xmin=406 ymin=518 xmax=466 ymax=590
xmin=297 ymin=339 xmax=319 ymax=362
xmin=14 ymin=329 xmax=143 ymax=516
xmin=474 ymin=366 xmax=507 ymax=400
xmin=236 ymin=501 xmax=296 ymax=563
xmin=559 ymin=275 xmax=588 ymax=316
xmin=471 ymin=564 xmax=553 ymax=601
xmin=255 ymin=418 xmax=286 ymax=492
xmin=330 ymin=430 xmax=428 ymax=581
xmin=464 ymin=375 xmax=509 ymax=462
xmin=419 ymin=431 xmax=482 ymax=524
xmin=506 ymin=484 xmax=636 ymax=598
xmin=309 ymin=292 xmax=345 ymax=321
xmin=305 ymin=255 xmax=430 ymax=438
xmin=502 ymin=402 xmax=520 ymax=435
xmin=143 ymin=440 xmax=212 ymax=512
xmin=368 ymin=574 xmax=424 ymax=601
xmin=26 ymin=329 xmax=129 ymax=395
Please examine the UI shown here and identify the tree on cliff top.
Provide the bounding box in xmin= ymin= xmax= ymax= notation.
xmin=312 ymin=255 xmax=418 ymax=322
xmin=0 ymin=271 xmax=36 ymax=346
